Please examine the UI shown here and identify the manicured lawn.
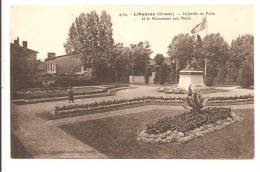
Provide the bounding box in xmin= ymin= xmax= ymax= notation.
xmin=60 ymin=109 xmax=254 ymax=159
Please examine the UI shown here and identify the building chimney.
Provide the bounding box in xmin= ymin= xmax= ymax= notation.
xmin=14 ymin=37 xmax=20 ymax=46
xmin=47 ymin=52 xmax=56 ymax=58
xmin=22 ymin=41 xmax=28 ymax=48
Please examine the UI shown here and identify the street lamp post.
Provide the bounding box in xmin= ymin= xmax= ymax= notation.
xmin=131 ymin=51 xmax=134 ymax=76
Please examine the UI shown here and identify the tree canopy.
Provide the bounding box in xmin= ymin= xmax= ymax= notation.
xmin=229 ymin=34 xmax=254 ymax=68
xmin=154 ymin=54 xmax=165 ymax=65
xmin=167 ymin=33 xmax=194 ymax=71
xmin=64 ymin=11 xmax=114 ymax=81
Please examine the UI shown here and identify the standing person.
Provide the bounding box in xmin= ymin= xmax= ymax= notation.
xmin=68 ymin=86 xmax=74 ymax=103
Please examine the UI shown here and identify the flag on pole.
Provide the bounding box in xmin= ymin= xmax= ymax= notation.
xmin=190 ymin=17 xmax=207 ymax=34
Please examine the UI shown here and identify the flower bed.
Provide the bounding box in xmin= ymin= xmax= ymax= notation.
xmin=137 ymin=107 xmax=241 ymax=144
xmin=51 ymin=95 xmax=254 ymax=119
xmin=12 ymin=85 xmax=131 ymax=104
xmin=158 ymin=87 xmax=186 ymax=94
xmin=55 ymin=96 xmax=185 ymax=111
xmin=208 ymin=94 xmax=253 ymax=101
xmin=13 ymin=92 xmax=113 ymax=105
xmin=14 ymin=84 xmax=128 ymax=100
xmin=158 ymin=87 xmax=230 ymax=95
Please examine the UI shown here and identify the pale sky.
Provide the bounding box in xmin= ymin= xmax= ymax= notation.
xmin=10 ymin=5 xmax=253 ymax=60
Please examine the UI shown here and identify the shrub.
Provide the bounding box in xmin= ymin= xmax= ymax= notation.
xmin=183 ymin=86 xmax=208 ymax=113
xmin=239 ymin=63 xmax=253 ymax=88
xmin=144 ymin=67 xmax=151 ymax=84
xmin=159 ymin=64 xmax=167 ymax=85
xmin=204 ymin=77 xmax=214 ymax=86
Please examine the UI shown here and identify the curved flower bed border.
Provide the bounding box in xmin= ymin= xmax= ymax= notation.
xmin=12 ymin=86 xmax=130 ymax=105
xmin=50 ymin=95 xmax=254 ymax=119
xmin=15 ymin=86 xmax=108 ymax=99
xmin=137 ymin=112 xmax=241 ymax=144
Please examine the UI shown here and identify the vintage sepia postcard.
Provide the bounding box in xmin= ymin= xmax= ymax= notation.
xmin=9 ymin=4 xmax=254 ymax=160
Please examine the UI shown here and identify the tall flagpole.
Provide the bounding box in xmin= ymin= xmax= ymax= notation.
xmin=205 ymin=15 xmax=208 ymax=77
xmin=194 ymin=33 xmax=196 ymax=57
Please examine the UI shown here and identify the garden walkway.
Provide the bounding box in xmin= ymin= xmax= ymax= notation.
xmin=12 ymin=85 xmax=253 ymax=116
xmin=11 ymin=85 xmax=254 ymax=158
xmin=12 ymin=102 xmax=253 ymax=158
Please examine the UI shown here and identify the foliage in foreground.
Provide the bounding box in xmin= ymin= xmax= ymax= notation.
xmin=183 ymin=86 xmax=208 ymax=114
xmin=146 ymin=88 xmax=230 ymax=134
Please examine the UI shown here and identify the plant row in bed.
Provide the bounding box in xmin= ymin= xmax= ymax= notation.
xmin=50 ymin=95 xmax=253 ymax=120
xmin=137 ymin=107 xmax=241 ymax=144
xmin=55 ymin=96 xmax=185 ymax=112
xmin=208 ymin=94 xmax=253 ymax=101
xmin=55 ymin=94 xmax=254 ymax=112
xmin=15 ymin=85 xmax=127 ymax=100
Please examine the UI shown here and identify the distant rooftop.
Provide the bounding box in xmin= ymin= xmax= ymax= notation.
xmin=11 ymin=37 xmax=38 ymax=53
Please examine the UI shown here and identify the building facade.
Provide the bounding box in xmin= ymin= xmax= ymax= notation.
xmin=45 ymin=53 xmax=92 ymax=79
xmin=10 ymin=37 xmax=38 ymax=90
xmin=35 ymin=60 xmax=46 ymax=76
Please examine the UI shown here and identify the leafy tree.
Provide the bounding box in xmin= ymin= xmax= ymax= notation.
xmin=64 ymin=11 xmax=114 ymax=81
xmin=154 ymin=54 xmax=165 ymax=65
xmin=159 ymin=63 xmax=168 ymax=85
xmin=201 ymin=33 xmax=229 ymax=85
xmin=229 ymin=34 xmax=254 ymax=68
xmin=130 ymin=41 xmax=152 ymax=75
xmin=167 ymin=34 xmax=194 ymax=72
xmin=95 ymin=11 xmax=114 ymax=81
xmin=64 ymin=23 xmax=80 ymax=54
xmin=109 ymin=41 xmax=152 ymax=82
xmin=229 ymin=34 xmax=254 ymax=84
xmin=111 ymin=43 xmax=132 ymax=82
xmin=144 ymin=66 xmax=151 ymax=84
xmin=239 ymin=62 xmax=253 ymax=88
xmin=154 ymin=54 xmax=167 ymax=84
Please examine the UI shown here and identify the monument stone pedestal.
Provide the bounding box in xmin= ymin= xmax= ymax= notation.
xmin=178 ymin=70 xmax=206 ymax=90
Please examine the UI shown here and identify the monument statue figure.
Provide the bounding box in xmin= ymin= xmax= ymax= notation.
xmin=178 ymin=56 xmax=205 ymax=89
xmin=183 ymin=57 xmax=200 ymax=71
